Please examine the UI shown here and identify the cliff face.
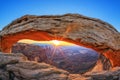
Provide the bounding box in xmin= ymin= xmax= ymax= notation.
xmin=0 ymin=14 xmax=120 ymax=67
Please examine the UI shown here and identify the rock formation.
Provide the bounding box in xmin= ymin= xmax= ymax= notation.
xmin=0 ymin=52 xmax=120 ymax=80
xmin=0 ymin=14 xmax=120 ymax=67
xmin=0 ymin=53 xmax=69 ymax=80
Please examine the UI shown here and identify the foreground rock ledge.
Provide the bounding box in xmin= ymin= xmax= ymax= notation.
xmin=0 ymin=14 xmax=120 ymax=67
xmin=0 ymin=53 xmax=120 ymax=80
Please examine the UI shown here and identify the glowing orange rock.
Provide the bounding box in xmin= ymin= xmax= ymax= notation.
xmin=0 ymin=14 xmax=120 ymax=68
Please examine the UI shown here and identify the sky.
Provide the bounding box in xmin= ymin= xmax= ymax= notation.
xmin=0 ymin=0 xmax=120 ymax=32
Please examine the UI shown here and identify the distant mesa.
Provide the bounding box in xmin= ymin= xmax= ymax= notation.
xmin=12 ymin=41 xmax=99 ymax=74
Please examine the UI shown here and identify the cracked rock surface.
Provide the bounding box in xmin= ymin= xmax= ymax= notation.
xmin=0 ymin=53 xmax=120 ymax=80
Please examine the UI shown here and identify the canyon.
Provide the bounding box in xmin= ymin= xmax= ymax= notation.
xmin=12 ymin=42 xmax=99 ymax=74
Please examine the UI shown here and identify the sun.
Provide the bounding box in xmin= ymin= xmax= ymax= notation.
xmin=18 ymin=39 xmax=76 ymax=46
xmin=51 ymin=40 xmax=60 ymax=46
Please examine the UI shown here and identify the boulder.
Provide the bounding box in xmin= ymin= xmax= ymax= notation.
xmin=84 ymin=67 xmax=120 ymax=80
xmin=0 ymin=52 xmax=26 ymax=68
xmin=7 ymin=61 xmax=69 ymax=80
xmin=0 ymin=53 xmax=27 ymax=80
xmin=0 ymin=53 xmax=69 ymax=80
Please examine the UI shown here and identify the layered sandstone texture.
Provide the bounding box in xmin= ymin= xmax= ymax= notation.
xmin=0 ymin=14 xmax=120 ymax=67
xmin=0 ymin=53 xmax=120 ymax=80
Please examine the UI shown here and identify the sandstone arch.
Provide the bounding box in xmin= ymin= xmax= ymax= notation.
xmin=0 ymin=14 xmax=120 ymax=67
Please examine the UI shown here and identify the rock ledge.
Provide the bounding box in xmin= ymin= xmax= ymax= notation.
xmin=0 ymin=53 xmax=120 ymax=80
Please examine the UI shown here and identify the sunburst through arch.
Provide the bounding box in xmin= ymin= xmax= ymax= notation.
xmin=12 ymin=39 xmax=99 ymax=74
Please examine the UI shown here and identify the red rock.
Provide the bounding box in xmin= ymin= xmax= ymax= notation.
xmin=0 ymin=14 xmax=120 ymax=67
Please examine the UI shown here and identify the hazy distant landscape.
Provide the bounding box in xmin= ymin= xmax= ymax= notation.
xmin=12 ymin=42 xmax=99 ymax=73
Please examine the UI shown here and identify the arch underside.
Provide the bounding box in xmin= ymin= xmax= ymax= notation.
xmin=0 ymin=30 xmax=120 ymax=67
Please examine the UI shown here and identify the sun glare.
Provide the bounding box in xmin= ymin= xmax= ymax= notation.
xmin=51 ymin=40 xmax=60 ymax=46
xmin=18 ymin=39 xmax=76 ymax=46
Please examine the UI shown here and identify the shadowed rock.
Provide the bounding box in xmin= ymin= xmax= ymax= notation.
xmin=0 ymin=53 xmax=119 ymax=80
